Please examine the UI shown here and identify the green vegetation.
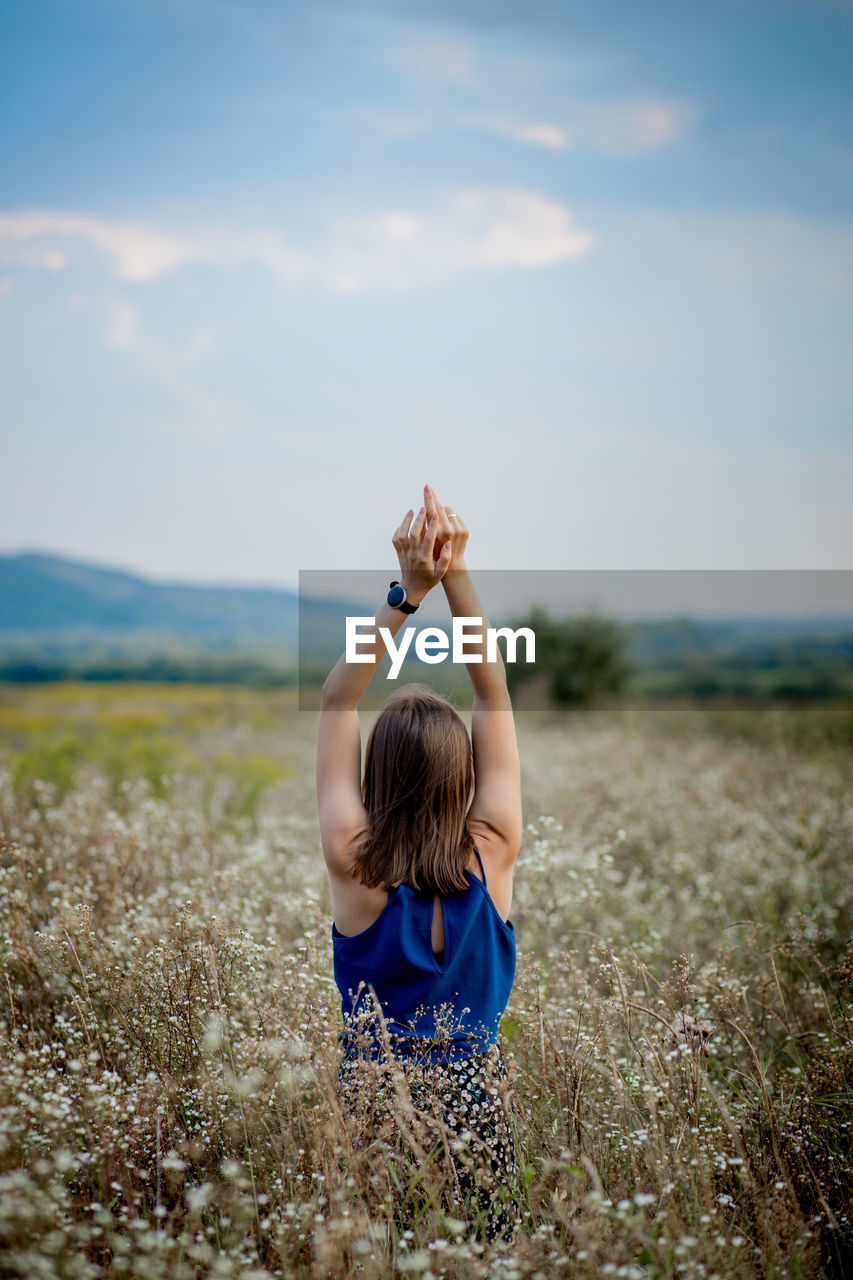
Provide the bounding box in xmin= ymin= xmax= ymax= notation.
xmin=0 ymin=654 xmax=298 ymax=686
xmin=0 ymin=685 xmax=851 ymax=1276
xmin=0 ymin=684 xmax=291 ymax=825
xmin=7 ymin=610 xmax=853 ymax=707
xmin=505 ymin=607 xmax=632 ymax=706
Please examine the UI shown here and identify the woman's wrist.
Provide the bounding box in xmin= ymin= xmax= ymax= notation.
xmin=441 ymin=558 xmax=468 ymax=581
xmin=399 ymin=577 xmax=429 ymax=607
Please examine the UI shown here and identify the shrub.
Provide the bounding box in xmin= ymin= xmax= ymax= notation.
xmin=505 ymin=607 xmax=631 ymax=706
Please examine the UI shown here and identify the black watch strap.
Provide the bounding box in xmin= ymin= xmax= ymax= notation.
xmin=388 ymin=580 xmax=420 ymax=614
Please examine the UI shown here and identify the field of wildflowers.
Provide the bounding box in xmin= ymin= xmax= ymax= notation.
xmin=0 ymin=684 xmax=851 ymax=1278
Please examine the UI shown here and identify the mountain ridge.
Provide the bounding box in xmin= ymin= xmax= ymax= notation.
xmin=0 ymin=550 xmax=301 ymax=637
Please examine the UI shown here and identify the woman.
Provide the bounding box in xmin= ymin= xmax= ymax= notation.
xmin=315 ymin=484 xmax=523 ymax=1240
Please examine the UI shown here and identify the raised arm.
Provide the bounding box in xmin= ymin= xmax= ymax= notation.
xmin=424 ymin=486 xmax=523 ymax=903
xmin=316 ymin=504 xmax=452 ymax=882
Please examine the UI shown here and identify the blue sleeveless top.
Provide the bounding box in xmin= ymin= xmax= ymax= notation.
xmin=332 ymin=848 xmax=516 ymax=1063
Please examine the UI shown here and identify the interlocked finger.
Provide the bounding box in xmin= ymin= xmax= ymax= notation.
xmin=409 ymin=505 xmax=428 ymax=545
xmin=392 ymin=509 xmax=414 ymax=551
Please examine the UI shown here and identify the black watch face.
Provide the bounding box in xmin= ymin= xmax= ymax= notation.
xmin=388 ymin=584 xmax=405 ymax=607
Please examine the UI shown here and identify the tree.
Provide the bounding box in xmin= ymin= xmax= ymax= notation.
xmin=503 ymin=606 xmax=631 ymax=707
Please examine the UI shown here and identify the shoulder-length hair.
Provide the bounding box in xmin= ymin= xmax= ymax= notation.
xmin=353 ymin=683 xmax=475 ymax=896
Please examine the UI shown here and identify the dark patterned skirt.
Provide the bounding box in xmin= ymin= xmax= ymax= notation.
xmin=336 ymin=1041 xmax=520 ymax=1242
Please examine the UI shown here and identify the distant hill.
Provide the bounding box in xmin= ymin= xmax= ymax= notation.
xmin=0 ymin=551 xmax=371 ymax=683
xmin=0 ymin=551 xmax=301 ymax=639
xmin=1 ymin=550 xmax=851 ymax=696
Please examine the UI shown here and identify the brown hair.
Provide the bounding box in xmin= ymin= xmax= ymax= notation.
xmin=353 ymin=684 xmax=475 ymax=896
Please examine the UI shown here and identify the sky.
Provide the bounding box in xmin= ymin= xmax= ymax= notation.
xmin=1 ymin=0 xmax=852 ymax=589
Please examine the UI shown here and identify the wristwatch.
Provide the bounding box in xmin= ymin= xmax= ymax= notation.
xmin=387 ymin=580 xmax=419 ymax=614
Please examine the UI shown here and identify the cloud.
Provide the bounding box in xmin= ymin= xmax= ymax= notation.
xmin=388 ymin=33 xmax=476 ymax=86
xmin=0 ymin=210 xmax=194 ymax=281
xmin=459 ymin=189 xmax=593 ymax=269
xmin=356 ymin=97 xmax=695 ymax=154
xmin=322 ymin=188 xmax=594 ymax=290
xmin=455 ymin=97 xmax=694 ymax=154
xmin=567 ymin=96 xmax=696 ymax=154
xmin=96 ymin=293 xmax=245 ymax=438
xmin=377 ymin=212 xmax=421 ymax=243
xmin=0 ymin=210 xmax=310 ymax=284
xmin=349 ymin=108 xmax=434 ymax=139
xmin=459 ymin=115 xmax=570 ymax=151
xmin=0 ymin=189 xmax=594 ymax=294
xmin=0 ymin=275 xmax=15 ymax=301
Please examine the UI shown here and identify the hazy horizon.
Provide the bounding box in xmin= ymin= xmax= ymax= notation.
xmin=2 ymin=548 xmax=852 ymax=621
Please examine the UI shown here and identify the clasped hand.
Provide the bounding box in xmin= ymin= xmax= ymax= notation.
xmin=392 ymin=484 xmax=469 ymax=605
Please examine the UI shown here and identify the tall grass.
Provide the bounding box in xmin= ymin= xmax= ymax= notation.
xmin=0 ymin=687 xmax=851 ymax=1277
